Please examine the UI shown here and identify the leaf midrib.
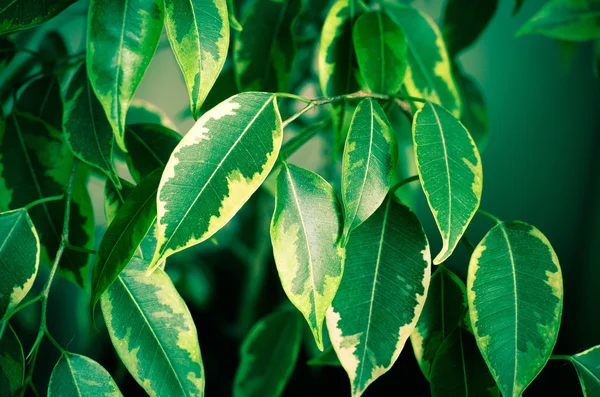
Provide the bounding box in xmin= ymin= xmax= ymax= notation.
xmin=500 ymin=224 xmax=519 ymax=396
xmin=84 ymin=76 xmax=114 ymax=177
xmin=429 ymin=104 xmax=452 ymax=247
xmin=65 ymin=355 xmax=84 ymax=397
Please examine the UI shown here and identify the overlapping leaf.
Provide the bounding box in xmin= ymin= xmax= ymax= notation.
xmin=87 ymin=0 xmax=164 ymax=152
xmin=353 ymin=11 xmax=407 ymax=95
xmin=0 ymin=322 xmax=24 ymax=396
xmin=327 ymin=196 xmax=430 ymax=397
xmin=164 ymin=0 xmax=229 ymax=118
xmin=0 ymin=0 xmax=77 ymax=35
xmin=48 ymin=353 xmax=123 ymax=397
xmin=413 ymin=102 xmax=482 ymax=264
xmin=341 ymin=99 xmax=397 ymax=241
xmin=442 ymin=0 xmax=498 ymax=56
xmin=153 ymin=92 xmax=282 ymax=268
xmin=0 ymin=209 xmax=39 ymax=319
xmin=570 ymin=345 xmax=600 ymax=396
xmin=456 ymin=68 xmax=489 ymax=151
xmin=233 ymin=310 xmax=303 ymax=397
xmin=467 ymin=221 xmax=563 ymax=397
xmin=271 ymin=163 xmax=343 ymax=350
xmin=17 ymin=76 xmax=62 ymax=131
xmin=125 ymin=124 xmax=181 ymax=182
xmin=104 ymin=179 xmax=134 ymax=225
xmin=384 ymin=3 xmax=462 ymax=117
xmin=127 ymin=99 xmax=178 ymax=131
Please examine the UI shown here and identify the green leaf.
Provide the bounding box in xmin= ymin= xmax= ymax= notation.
xmin=411 ymin=265 xmax=467 ymax=380
xmin=0 ymin=112 xmax=93 ymax=287
xmin=87 ymin=0 xmax=164 ymax=152
xmin=164 ymin=0 xmax=229 ymax=119
xmin=307 ymin=345 xmax=341 ymax=367
xmin=0 ymin=39 xmax=17 ymax=70
xmin=570 ymin=345 xmax=600 ymax=396
xmin=92 ymin=169 xmax=161 ymax=312
xmin=64 ymin=65 xmax=119 ymax=186
xmin=0 ymin=0 xmax=77 ymax=35
xmin=413 ymin=102 xmax=482 ymax=264
xmin=17 ymin=76 xmax=63 ymax=131
xmin=38 ymin=31 xmax=68 ymax=73
xmin=514 ymin=0 xmax=526 ymax=15
xmin=517 ymin=0 xmax=600 ymax=41
xmin=227 ymin=0 xmax=242 ymax=31
xmin=341 ymin=99 xmax=397 ymax=241
xmin=271 ymin=163 xmax=343 ymax=350
xmin=233 ymin=310 xmax=303 ymax=397
xmin=0 ymin=209 xmax=39 ymax=319
xmin=327 ymin=196 xmax=430 ymax=397
xmin=233 ymin=0 xmax=301 ymax=91
xmin=48 ymin=353 xmax=123 ymax=397
xmin=127 ymin=99 xmax=179 ymax=131
xmin=104 ymin=179 xmax=135 ymax=225
xmin=125 ymin=124 xmax=181 ymax=183
xmin=455 ymin=68 xmax=489 ymax=151
xmin=467 ymin=221 xmax=563 ymax=397
xmin=153 ymin=92 xmax=282 ymax=267
xmin=0 ymin=322 xmax=24 ymax=396
xmin=384 ymin=3 xmax=462 ymax=117
xmin=430 ymin=328 xmax=499 ymax=397
xmin=353 ymin=11 xmax=407 ymax=95
xmin=441 ymin=0 xmax=498 ymax=57
xmin=101 ymin=256 xmax=204 ymax=396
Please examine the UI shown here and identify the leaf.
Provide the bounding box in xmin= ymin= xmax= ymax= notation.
xmin=125 ymin=123 xmax=181 ymax=183
xmin=307 ymin=345 xmax=341 ymax=367
xmin=0 ymin=322 xmax=24 ymax=396
xmin=17 ymin=76 xmax=63 ymax=131
xmin=327 ymin=196 xmax=430 ymax=397
xmin=127 ymin=99 xmax=178 ymax=131
xmin=341 ymin=99 xmax=397 ymax=241
xmin=517 ymin=0 xmax=600 ymax=41
xmin=413 ymin=102 xmax=482 ymax=264
xmin=87 ymin=0 xmax=164 ymax=152
xmin=570 ymin=345 xmax=600 ymax=396
xmin=429 ymin=328 xmax=499 ymax=397
xmin=153 ymin=92 xmax=282 ymax=267
xmin=233 ymin=310 xmax=303 ymax=397
xmin=455 ymin=68 xmax=489 ymax=151
xmin=233 ymin=0 xmax=301 ymax=91
xmin=100 ymin=256 xmax=204 ymax=396
xmin=441 ymin=0 xmax=498 ymax=57
xmin=0 ymin=209 xmax=39 ymax=319
xmin=0 ymin=112 xmax=93 ymax=287
xmin=0 ymin=0 xmax=77 ymax=35
xmin=64 ymin=65 xmax=119 ymax=186
xmin=514 ymin=0 xmax=526 ymax=15
xmin=353 ymin=11 xmax=407 ymax=95
xmin=271 ymin=163 xmax=343 ymax=350
xmin=104 ymin=179 xmax=135 ymax=225
xmin=467 ymin=221 xmax=563 ymax=397
xmin=411 ymin=265 xmax=467 ymax=380
xmin=0 ymin=39 xmax=17 ymax=70
xmin=227 ymin=0 xmax=242 ymax=31
xmin=164 ymin=0 xmax=229 ymax=119
xmin=91 ymin=169 xmax=161 ymax=312
xmin=38 ymin=31 xmax=68 ymax=73
xmin=48 ymin=353 xmax=123 ymax=397
xmin=384 ymin=3 xmax=462 ymax=117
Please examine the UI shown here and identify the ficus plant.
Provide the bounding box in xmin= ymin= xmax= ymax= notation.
xmin=0 ymin=0 xmax=598 ymax=396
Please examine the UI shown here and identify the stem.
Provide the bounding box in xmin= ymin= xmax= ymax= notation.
xmin=461 ymin=234 xmax=476 ymax=256
xmin=2 ymin=295 xmax=41 ymax=321
xmin=24 ymin=194 xmax=64 ymax=211
xmin=391 ymin=175 xmax=420 ymax=192
xmin=282 ymin=102 xmax=316 ymax=128
xmin=65 ymin=243 xmax=97 ymax=255
xmin=274 ymin=92 xmax=312 ymax=103
xmin=477 ymin=209 xmax=502 ymax=224
xmin=397 ymin=95 xmax=427 ymax=104
xmin=280 ymin=120 xmax=330 ymax=159
xmin=550 ymin=355 xmax=572 ymax=361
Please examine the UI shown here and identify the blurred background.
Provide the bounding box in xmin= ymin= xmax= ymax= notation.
xmin=4 ymin=0 xmax=599 ymax=395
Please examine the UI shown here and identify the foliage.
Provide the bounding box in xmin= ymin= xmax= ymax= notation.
xmin=0 ymin=0 xmax=598 ymax=396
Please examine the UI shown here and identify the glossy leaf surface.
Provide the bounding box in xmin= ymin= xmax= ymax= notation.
xmin=570 ymin=345 xmax=600 ymax=396
xmin=48 ymin=353 xmax=123 ymax=397
xmin=0 ymin=0 xmax=76 ymax=35
xmin=0 ymin=322 xmax=24 ymax=396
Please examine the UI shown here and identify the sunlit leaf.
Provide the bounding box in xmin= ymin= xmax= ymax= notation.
xmin=413 ymin=102 xmax=482 ymax=264
xmin=341 ymin=99 xmax=397 ymax=241
xmin=353 ymin=11 xmax=407 ymax=95
xmin=87 ymin=0 xmax=164 ymax=152
xmin=164 ymin=0 xmax=229 ymax=119
xmin=0 ymin=321 xmax=24 ymax=396
xmin=441 ymin=0 xmax=498 ymax=56
xmin=467 ymin=221 xmax=563 ymax=397
xmin=0 ymin=0 xmax=77 ymax=35
xmin=384 ymin=3 xmax=462 ymax=117
xmin=48 ymin=353 xmax=123 ymax=397
xmin=327 ymin=196 xmax=430 ymax=397
xmin=233 ymin=310 xmax=303 ymax=397
xmin=271 ymin=163 xmax=343 ymax=350
xmin=411 ymin=265 xmax=467 ymax=379
xmin=153 ymin=93 xmax=282 ymax=268
xmin=125 ymin=124 xmax=181 ymax=183
xmin=570 ymin=345 xmax=600 ymax=396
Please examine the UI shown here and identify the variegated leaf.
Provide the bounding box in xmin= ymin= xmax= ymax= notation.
xmin=570 ymin=345 xmax=600 ymax=396
xmin=467 ymin=221 xmax=563 ymax=397
xmin=411 ymin=265 xmax=467 ymax=379
xmin=0 ymin=0 xmax=77 ymax=35
xmin=0 ymin=209 xmax=39 ymax=319
xmin=164 ymin=0 xmax=229 ymax=119
xmin=17 ymin=76 xmax=62 ymax=131
xmin=64 ymin=65 xmax=119 ymax=186
xmin=48 ymin=353 xmax=123 ymax=397
xmin=153 ymin=92 xmax=282 ymax=268
xmin=91 ymin=169 xmax=161 ymax=312
xmin=87 ymin=0 xmax=164 ymax=152
xmin=327 ymin=196 xmax=430 ymax=397
xmin=384 ymin=3 xmax=462 ymax=117
xmin=0 ymin=322 xmax=24 ymax=396
xmin=125 ymin=124 xmax=181 ymax=183
xmin=234 ymin=310 xmax=303 ymax=397
xmin=271 ymin=163 xmax=343 ymax=350
xmin=101 ymin=255 xmax=204 ymax=397
xmin=341 ymin=99 xmax=397 ymax=242
xmin=413 ymin=102 xmax=482 ymax=264
xmin=104 ymin=179 xmax=134 ymax=225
